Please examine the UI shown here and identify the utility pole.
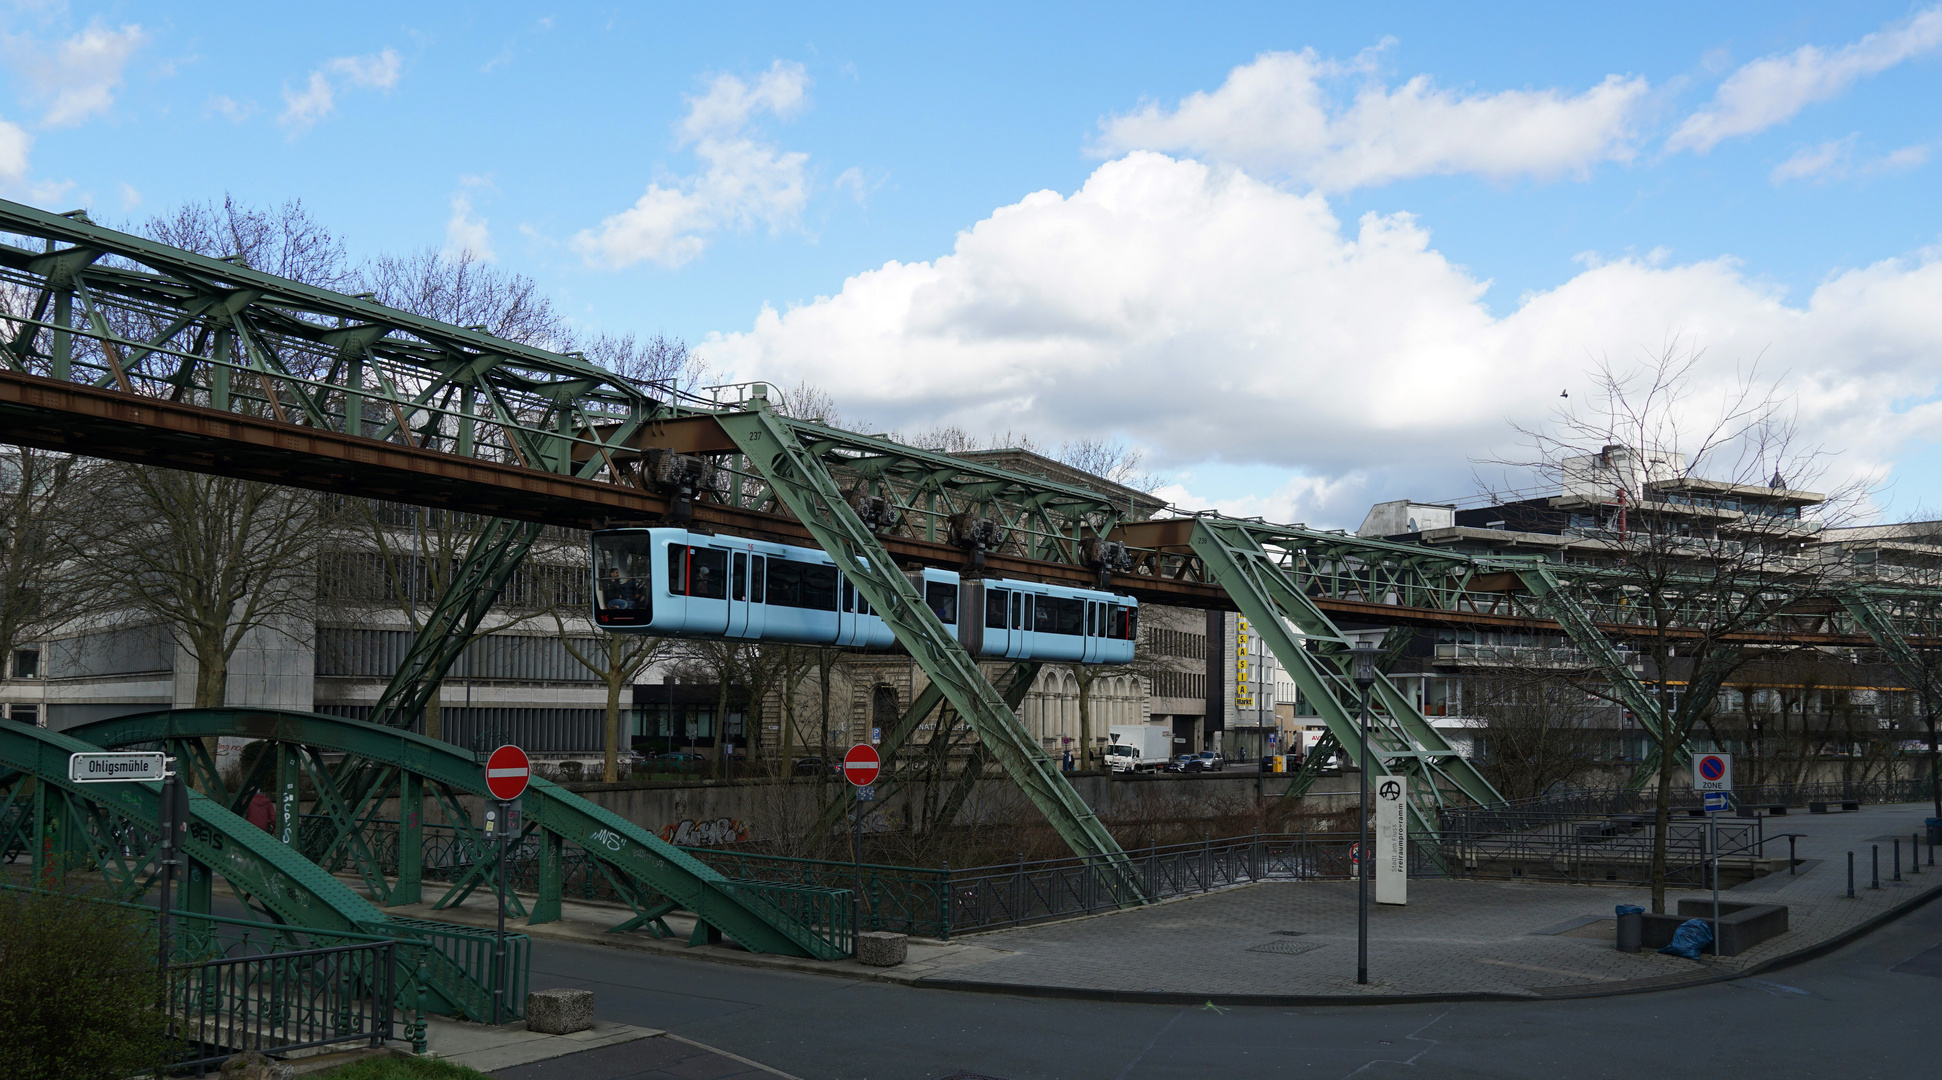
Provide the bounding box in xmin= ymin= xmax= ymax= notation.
xmin=1352 ymin=643 xmax=1379 ymax=986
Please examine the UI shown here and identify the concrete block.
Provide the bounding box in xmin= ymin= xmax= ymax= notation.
xmin=1640 ymin=902 xmax=1788 ymax=957
xmin=857 ymin=931 xmax=908 ymax=967
xmin=525 ymin=987 xmax=594 ymax=1035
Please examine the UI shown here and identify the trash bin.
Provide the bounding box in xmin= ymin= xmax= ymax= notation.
xmin=1927 ymin=818 xmax=1941 ymax=846
xmin=1615 ymin=905 xmax=1644 ymax=953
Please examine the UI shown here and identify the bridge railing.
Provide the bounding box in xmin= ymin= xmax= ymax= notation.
xmin=170 ymin=940 xmax=397 ymax=1075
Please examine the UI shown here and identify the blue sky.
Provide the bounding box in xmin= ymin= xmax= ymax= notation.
xmin=8 ymin=2 xmax=1942 ymax=526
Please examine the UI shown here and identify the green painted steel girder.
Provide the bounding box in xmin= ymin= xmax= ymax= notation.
xmin=1189 ymin=518 xmax=1506 ymax=833
xmin=0 ymin=719 xmax=385 ymax=932
xmin=714 ymin=406 xmax=1145 ymax=901
xmin=67 ymin=708 xmax=847 ymax=959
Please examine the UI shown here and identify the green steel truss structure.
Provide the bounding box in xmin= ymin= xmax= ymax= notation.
xmin=8 ymin=195 xmax=1942 ymax=886
xmin=1187 ymin=519 xmax=1505 ymax=833
xmin=0 ymin=199 xmax=657 ymax=731
xmin=0 ymin=720 xmax=510 ymax=1017
xmin=64 ymin=709 xmax=855 ymax=960
xmin=711 ymin=405 xmax=1144 ymax=896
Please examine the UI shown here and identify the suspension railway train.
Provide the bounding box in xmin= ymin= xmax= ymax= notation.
xmin=590 ymin=527 xmax=1137 ymax=664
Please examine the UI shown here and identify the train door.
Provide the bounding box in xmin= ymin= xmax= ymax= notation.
xmin=1082 ymin=601 xmax=1101 ymax=664
xmin=745 ymin=554 xmax=767 ymax=640
xmin=1014 ymin=590 xmax=1033 ymax=659
xmin=726 ymin=551 xmax=751 ymax=638
xmin=838 ymin=574 xmax=857 ymax=646
xmin=673 ymin=544 xmax=730 ymax=636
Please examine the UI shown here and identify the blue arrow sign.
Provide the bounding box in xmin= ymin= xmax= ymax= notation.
xmin=1703 ymin=791 xmax=1730 ymax=813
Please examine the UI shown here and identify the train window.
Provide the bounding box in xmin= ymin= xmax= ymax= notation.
xmin=986 ymin=589 xmax=1009 ymax=629
xmin=751 ymin=557 xmax=765 ymax=603
xmin=842 ymin=578 xmax=854 ymax=611
xmin=767 ymin=559 xmax=839 ymax=610
xmin=732 ymin=553 xmax=747 ymax=601
xmin=926 ymin=581 xmax=958 ymax=624
xmin=1106 ymin=604 xmax=1134 ymax=640
xmin=691 ymin=548 xmax=729 ymax=599
xmin=1012 ymin=591 xmax=1024 ymax=629
xmin=592 ymin=532 xmax=654 ymax=624
xmin=1034 ymin=595 xmax=1084 ymax=636
xmin=667 ymin=544 xmax=687 ymax=595
xmin=1085 ymin=603 xmax=1096 ymax=637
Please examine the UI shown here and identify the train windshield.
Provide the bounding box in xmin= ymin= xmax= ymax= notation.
xmin=591 ymin=531 xmax=654 ymax=626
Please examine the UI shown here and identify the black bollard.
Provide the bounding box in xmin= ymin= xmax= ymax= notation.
xmin=1894 ymin=839 xmax=1902 ymax=882
xmin=1788 ymin=835 xmax=1797 ymax=875
xmin=1872 ymin=845 xmax=1880 ymax=890
xmin=1848 ymin=851 xmax=1855 ymax=898
xmin=1916 ymin=834 xmax=1924 ymax=874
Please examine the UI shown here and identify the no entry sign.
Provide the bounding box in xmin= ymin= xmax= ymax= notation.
xmin=843 ymin=743 xmax=881 ymax=787
xmin=485 ymin=744 xmax=531 ymax=801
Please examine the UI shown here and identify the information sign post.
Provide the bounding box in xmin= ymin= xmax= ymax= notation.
xmin=843 ymin=744 xmax=881 ymax=948
xmin=1692 ymin=753 xmax=1733 ymax=956
xmin=68 ymin=752 xmax=178 ymax=978
xmin=484 ymin=745 xmax=531 ymax=1025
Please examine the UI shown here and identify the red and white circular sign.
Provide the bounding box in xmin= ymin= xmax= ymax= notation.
xmin=843 ymin=743 xmax=881 ymax=787
xmin=485 ymin=744 xmax=531 ymax=801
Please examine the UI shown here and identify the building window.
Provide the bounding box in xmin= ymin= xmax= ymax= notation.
xmin=7 ymin=704 xmax=39 ymax=725
xmin=10 ymin=648 xmax=38 ymax=680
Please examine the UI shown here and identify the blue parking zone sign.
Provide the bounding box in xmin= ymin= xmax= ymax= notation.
xmin=1702 ymin=790 xmax=1730 ymax=813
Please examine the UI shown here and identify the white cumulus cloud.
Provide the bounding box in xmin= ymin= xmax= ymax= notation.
xmin=1096 ymin=49 xmax=1649 ymax=191
xmin=0 ymin=119 xmax=31 ymax=179
xmin=707 ymin=153 xmax=1942 ymax=526
xmin=446 ymin=176 xmax=495 ymax=262
xmin=4 ymin=18 xmax=148 ymax=127
xmin=1771 ymin=134 xmax=1933 ymax=184
xmin=1670 ymin=7 xmax=1942 ymax=153
xmin=572 ymin=60 xmax=812 ymax=268
xmin=279 ymin=48 xmax=403 ymax=135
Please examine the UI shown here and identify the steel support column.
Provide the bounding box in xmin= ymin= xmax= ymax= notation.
xmin=1190 ymin=519 xmax=1505 ymax=835
xmin=716 ymin=403 xmax=1141 ymax=898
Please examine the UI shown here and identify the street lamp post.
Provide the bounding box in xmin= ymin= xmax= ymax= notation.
xmin=1351 ymin=642 xmax=1380 ymax=986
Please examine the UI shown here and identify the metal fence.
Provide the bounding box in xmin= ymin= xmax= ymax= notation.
xmin=170 ymin=940 xmax=396 ymax=1075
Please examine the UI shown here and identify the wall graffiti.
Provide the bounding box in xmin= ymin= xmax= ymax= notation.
xmin=660 ymin=817 xmax=748 ymax=847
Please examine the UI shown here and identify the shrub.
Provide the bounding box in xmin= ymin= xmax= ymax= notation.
xmin=0 ymin=888 xmax=172 ymax=1080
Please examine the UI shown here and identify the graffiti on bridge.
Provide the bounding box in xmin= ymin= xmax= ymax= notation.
xmin=660 ymin=818 xmax=748 ymax=846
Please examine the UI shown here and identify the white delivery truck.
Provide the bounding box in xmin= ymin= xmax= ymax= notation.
xmin=1104 ymin=725 xmax=1172 ymax=772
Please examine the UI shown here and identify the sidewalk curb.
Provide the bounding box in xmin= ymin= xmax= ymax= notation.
xmin=910 ymin=877 xmax=1942 ymax=1008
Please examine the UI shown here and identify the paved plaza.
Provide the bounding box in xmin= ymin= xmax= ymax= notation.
xmin=924 ymin=802 xmax=1939 ymax=1000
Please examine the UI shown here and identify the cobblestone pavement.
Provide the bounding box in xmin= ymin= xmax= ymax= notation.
xmin=917 ymin=803 xmax=1942 ymax=999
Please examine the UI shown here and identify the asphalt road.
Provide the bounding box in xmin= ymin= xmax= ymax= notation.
xmin=526 ymin=891 xmax=1941 ymax=1080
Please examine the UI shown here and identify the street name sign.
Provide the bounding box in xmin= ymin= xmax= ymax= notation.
xmin=485 ymin=744 xmax=531 ymax=801
xmin=1693 ymin=753 xmax=1733 ymax=792
xmin=68 ymin=751 xmax=168 ymax=783
xmin=843 ymin=743 xmax=881 ymax=787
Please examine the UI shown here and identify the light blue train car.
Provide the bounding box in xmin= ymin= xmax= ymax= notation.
xmin=589 ymin=528 xmax=1137 ymax=664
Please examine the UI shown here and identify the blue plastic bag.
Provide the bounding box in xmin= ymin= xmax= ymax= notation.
xmin=1615 ymin=905 xmax=1643 ymax=917
xmin=1658 ymin=917 xmax=1714 ymax=959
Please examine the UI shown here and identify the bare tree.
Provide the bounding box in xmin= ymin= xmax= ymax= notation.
xmin=552 ymin=610 xmax=667 ymax=783
xmin=0 ymin=449 xmax=82 ymax=692
xmin=1495 ymin=344 xmax=1865 ymax=912
xmin=1464 ymin=666 xmax=1615 ymax=800
xmin=81 ymin=469 xmax=329 ymax=708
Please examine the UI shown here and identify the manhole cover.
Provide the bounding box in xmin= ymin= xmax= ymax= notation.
xmin=1248 ymin=940 xmax=1323 ymax=956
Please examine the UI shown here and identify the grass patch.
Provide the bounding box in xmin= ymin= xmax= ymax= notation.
xmin=317 ymin=1055 xmax=494 ymax=1080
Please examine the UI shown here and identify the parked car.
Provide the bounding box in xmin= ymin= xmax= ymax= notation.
xmin=792 ymin=756 xmax=834 ymax=776
xmin=651 ymin=752 xmax=706 ymax=773
xmin=1166 ymin=754 xmax=1213 ymax=773
xmin=1195 ymin=751 xmax=1225 ymax=771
